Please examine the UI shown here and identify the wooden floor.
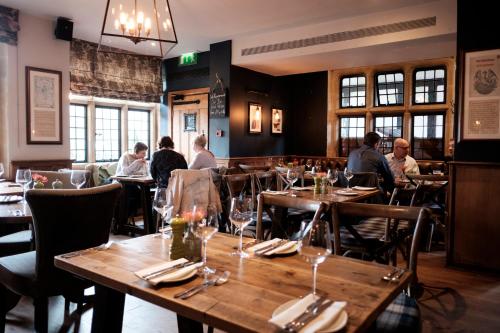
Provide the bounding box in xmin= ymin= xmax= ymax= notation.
xmin=4 ymin=242 xmax=500 ymax=332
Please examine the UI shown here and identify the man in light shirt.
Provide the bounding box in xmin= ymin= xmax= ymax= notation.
xmin=385 ymin=138 xmax=420 ymax=179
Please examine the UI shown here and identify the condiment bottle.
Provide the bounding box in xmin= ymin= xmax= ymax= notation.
xmin=170 ymin=214 xmax=186 ymax=260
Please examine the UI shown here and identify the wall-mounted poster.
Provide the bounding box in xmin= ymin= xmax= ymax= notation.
xmin=462 ymin=49 xmax=500 ymax=140
xmin=271 ymin=108 xmax=283 ymax=134
xmin=26 ymin=66 xmax=62 ymax=144
xmin=248 ymin=102 xmax=262 ymax=134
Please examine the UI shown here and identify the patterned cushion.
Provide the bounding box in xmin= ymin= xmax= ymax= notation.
xmin=341 ymin=217 xmax=410 ymax=242
xmin=372 ymin=292 xmax=420 ymax=333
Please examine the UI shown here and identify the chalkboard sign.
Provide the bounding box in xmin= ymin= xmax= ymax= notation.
xmin=209 ymin=73 xmax=227 ymax=118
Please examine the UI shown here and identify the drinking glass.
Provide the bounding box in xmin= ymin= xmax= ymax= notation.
xmin=16 ymin=169 xmax=31 ymax=202
xmin=153 ymin=188 xmax=170 ymax=238
xmin=326 ymin=169 xmax=338 ymax=194
xmin=229 ymin=197 xmax=253 ymax=258
xmin=287 ymin=168 xmax=298 ymax=197
xmin=193 ymin=204 xmax=219 ymax=280
xmin=0 ymin=163 xmax=4 ymax=179
xmin=297 ymin=219 xmax=332 ymax=295
xmin=70 ymin=170 xmax=87 ymax=189
xmin=344 ymin=168 xmax=354 ymax=190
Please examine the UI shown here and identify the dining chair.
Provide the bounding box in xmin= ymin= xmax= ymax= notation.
xmin=275 ymin=166 xmax=305 ymax=189
xmin=238 ymin=164 xmax=270 ymax=173
xmin=0 ymin=183 xmax=122 ymax=333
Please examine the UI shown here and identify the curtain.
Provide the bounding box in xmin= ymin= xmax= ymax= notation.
xmin=0 ymin=5 xmax=19 ymax=46
xmin=70 ymin=39 xmax=162 ymax=103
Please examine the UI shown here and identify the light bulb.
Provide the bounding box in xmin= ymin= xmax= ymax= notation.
xmin=163 ymin=21 xmax=167 ymax=31
xmin=145 ymin=18 xmax=152 ymax=35
xmin=274 ymin=112 xmax=280 ymax=120
xmin=114 ymin=19 xmax=120 ymax=30
xmin=256 ymin=109 xmax=261 ymax=120
xmin=119 ymin=12 xmax=127 ymax=25
xmin=137 ymin=11 xmax=144 ymax=24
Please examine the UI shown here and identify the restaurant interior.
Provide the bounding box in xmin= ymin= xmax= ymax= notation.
xmin=0 ymin=0 xmax=499 ymax=332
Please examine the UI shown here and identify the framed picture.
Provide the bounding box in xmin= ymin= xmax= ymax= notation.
xmin=461 ymin=48 xmax=500 ymax=140
xmin=248 ymin=102 xmax=262 ymax=134
xmin=26 ymin=66 xmax=62 ymax=144
xmin=271 ymin=108 xmax=283 ymax=134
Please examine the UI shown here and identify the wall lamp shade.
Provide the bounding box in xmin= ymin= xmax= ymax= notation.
xmin=98 ymin=0 xmax=178 ymax=58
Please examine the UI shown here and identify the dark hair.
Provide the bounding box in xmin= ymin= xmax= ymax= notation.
xmin=158 ymin=136 xmax=174 ymax=149
xmin=134 ymin=142 xmax=148 ymax=154
xmin=363 ymin=132 xmax=381 ymax=147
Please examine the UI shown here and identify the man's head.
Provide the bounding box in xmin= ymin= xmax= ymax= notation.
xmin=363 ymin=132 xmax=382 ymax=149
xmin=393 ymin=138 xmax=410 ymax=159
xmin=158 ymin=136 xmax=174 ymax=149
xmin=134 ymin=142 xmax=148 ymax=159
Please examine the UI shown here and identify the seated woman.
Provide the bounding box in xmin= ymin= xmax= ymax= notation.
xmin=116 ymin=142 xmax=149 ymax=176
xmin=188 ymin=134 xmax=217 ymax=170
xmin=150 ymin=136 xmax=188 ymax=188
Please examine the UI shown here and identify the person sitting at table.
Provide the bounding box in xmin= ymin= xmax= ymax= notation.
xmin=150 ymin=136 xmax=188 ymax=188
xmin=385 ymin=138 xmax=420 ymax=180
xmin=188 ymin=134 xmax=217 ymax=170
xmin=347 ymin=132 xmax=395 ymax=192
xmin=116 ymin=142 xmax=149 ymax=176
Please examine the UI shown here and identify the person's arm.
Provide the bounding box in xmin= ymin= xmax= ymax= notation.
xmin=379 ymin=156 xmax=395 ymax=191
xmin=122 ymin=158 xmax=145 ymax=175
xmin=188 ymin=153 xmax=201 ymax=170
xmin=407 ymin=159 xmax=420 ymax=175
xmin=150 ymin=154 xmax=158 ymax=182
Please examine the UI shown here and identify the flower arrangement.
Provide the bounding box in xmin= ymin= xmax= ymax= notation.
xmin=32 ymin=173 xmax=48 ymax=188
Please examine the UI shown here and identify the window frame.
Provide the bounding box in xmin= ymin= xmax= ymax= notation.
xmin=69 ymin=103 xmax=88 ymax=163
xmin=127 ymin=108 xmax=152 ymax=160
xmin=411 ymin=112 xmax=446 ymax=160
xmin=374 ymin=70 xmax=405 ymax=107
xmin=338 ymin=116 xmax=366 ymax=157
xmin=372 ymin=113 xmax=404 ymax=156
xmin=94 ymin=105 xmax=122 ymax=163
xmin=412 ymin=66 xmax=447 ymax=105
xmin=339 ymin=74 xmax=367 ymax=109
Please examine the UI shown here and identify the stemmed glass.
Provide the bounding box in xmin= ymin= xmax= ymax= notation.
xmin=16 ymin=169 xmax=31 ymax=202
xmin=287 ymin=168 xmax=298 ymax=197
xmin=153 ymin=188 xmax=170 ymax=238
xmin=326 ymin=169 xmax=338 ymax=194
xmin=229 ymin=197 xmax=253 ymax=258
xmin=193 ymin=204 xmax=219 ymax=281
xmin=70 ymin=170 xmax=87 ymax=189
xmin=297 ymin=219 xmax=332 ymax=296
xmin=0 ymin=163 xmax=4 ymax=179
xmin=344 ymin=168 xmax=354 ymax=191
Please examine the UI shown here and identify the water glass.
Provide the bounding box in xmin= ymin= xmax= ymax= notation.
xmin=326 ymin=169 xmax=338 ymax=193
xmin=344 ymin=168 xmax=354 ymax=190
xmin=297 ymin=219 xmax=332 ymax=295
xmin=70 ymin=170 xmax=87 ymax=189
xmin=193 ymin=204 xmax=219 ymax=280
xmin=153 ymin=188 xmax=170 ymax=238
xmin=16 ymin=169 xmax=31 ymax=202
xmin=229 ymin=197 xmax=253 ymax=258
xmin=287 ymin=168 xmax=299 ymax=196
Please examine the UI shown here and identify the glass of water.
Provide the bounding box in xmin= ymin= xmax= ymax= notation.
xmin=229 ymin=197 xmax=253 ymax=258
xmin=153 ymin=188 xmax=170 ymax=238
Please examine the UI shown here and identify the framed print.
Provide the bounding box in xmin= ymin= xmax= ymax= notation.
xmin=248 ymin=102 xmax=262 ymax=134
xmin=462 ymin=48 xmax=500 ymax=140
xmin=271 ymin=108 xmax=283 ymax=134
xmin=26 ymin=66 xmax=62 ymax=144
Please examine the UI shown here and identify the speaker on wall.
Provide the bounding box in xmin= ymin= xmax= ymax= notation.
xmin=54 ymin=17 xmax=73 ymax=41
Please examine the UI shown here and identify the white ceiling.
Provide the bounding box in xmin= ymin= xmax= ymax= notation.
xmin=0 ymin=0 xmax=456 ymax=75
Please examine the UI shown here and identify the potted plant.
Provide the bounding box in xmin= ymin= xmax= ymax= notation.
xmin=32 ymin=173 xmax=48 ymax=189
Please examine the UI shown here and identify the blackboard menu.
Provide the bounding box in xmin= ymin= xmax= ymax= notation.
xmin=209 ymin=73 xmax=227 ymax=117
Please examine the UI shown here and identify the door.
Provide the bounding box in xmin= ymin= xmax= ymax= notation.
xmin=171 ymin=92 xmax=209 ymax=165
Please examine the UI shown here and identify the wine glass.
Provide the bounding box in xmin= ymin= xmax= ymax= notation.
xmin=326 ymin=169 xmax=338 ymax=194
xmin=344 ymin=168 xmax=354 ymax=191
xmin=314 ymin=160 xmax=322 ymax=173
xmin=229 ymin=197 xmax=253 ymax=258
xmin=297 ymin=219 xmax=332 ymax=296
xmin=286 ymin=168 xmax=298 ymax=197
xmin=70 ymin=170 xmax=87 ymax=189
xmin=153 ymin=188 xmax=170 ymax=238
xmin=193 ymin=204 xmax=219 ymax=281
xmin=16 ymin=169 xmax=31 ymax=202
xmin=0 ymin=163 xmax=4 ymax=179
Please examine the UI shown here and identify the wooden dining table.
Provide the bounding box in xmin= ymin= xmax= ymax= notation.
xmin=0 ymin=201 xmax=32 ymax=225
xmin=0 ymin=181 xmax=23 ymax=196
xmin=54 ymin=233 xmax=411 ymax=333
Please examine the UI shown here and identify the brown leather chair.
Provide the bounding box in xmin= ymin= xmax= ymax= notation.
xmin=0 ymin=183 xmax=121 ymax=332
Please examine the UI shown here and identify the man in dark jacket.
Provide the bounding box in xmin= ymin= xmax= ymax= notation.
xmin=150 ymin=136 xmax=188 ymax=188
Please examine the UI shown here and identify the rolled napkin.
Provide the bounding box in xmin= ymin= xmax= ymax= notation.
xmin=352 ymin=186 xmax=377 ymax=191
xmin=264 ymin=190 xmax=289 ymax=196
xmin=263 ymin=241 xmax=297 ymax=256
xmin=246 ymin=238 xmax=282 ymax=254
xmin=135 ymin=258 xmax=202 ymax=286
xmin=0 ymin=195 xmax=23 ymax=202
xmin=269 ymin=294 xmax=347 ymax=333
xmin=290 ymin=186 xmax=314 ymax=191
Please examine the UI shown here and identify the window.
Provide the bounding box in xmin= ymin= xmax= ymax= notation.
xmin=375 ymin=72 xmax=404 ymax=106
xmin=412 ymin=113 xmax=445 ymax=160
xmin=374 ymin=115 xmax=403 ymax=155
xmin=95 ymin=106 xmax=121 ymax=162
xmin=340 ymin=75 xmax=366 ymax=108
xmin=69 ymin=104 xmax=87 ymax=162
xmin=413 ymin=67 xmax=446 ymax=104
xmin=339 ymin=116 xmax=365 ymax=157
xmin=128 ymin=109 xmax=151 ymax=158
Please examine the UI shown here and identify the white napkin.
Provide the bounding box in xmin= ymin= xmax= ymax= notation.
xmin=134 ymin=258 xmax=202 ymax=286
xmin=352 ymin=186 xmax=377 ymax=191
xmin=246 ymin=238 xmax=282 ymax=253
xmin=264 ymin=190 xmax=289 ymax=196
xmin=270 ymin=294 xmax=347 ymax=333
xmin=0 ymin=195 xmax=22 ymax=202
xmin=290 ymin=186 xmax=314 ymax=191
xmin=263 ymin=241 xmax=297 ymax=255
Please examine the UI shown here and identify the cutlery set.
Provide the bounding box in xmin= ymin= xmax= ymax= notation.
xmin=174 ymin=271 xmax=231 ymax=299
xmin=141 ymin=261 xmax=198 ymax=280
xmin=382 ymin=267 xmax=406 ymax=282
xmin=283 ymin=295 xmax=334 ymax=332
xmin=254 ymin=239 xmax=289 ymax=256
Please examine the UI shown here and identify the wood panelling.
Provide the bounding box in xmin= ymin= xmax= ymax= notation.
xmin=10 ymin=159 xmax=73 ymax=180
xmin=448 ymin=161 xmax=500 ymax=271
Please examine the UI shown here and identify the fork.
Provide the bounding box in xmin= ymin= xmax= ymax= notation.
xmin=282 ymin=295 xmax=327 ymax=332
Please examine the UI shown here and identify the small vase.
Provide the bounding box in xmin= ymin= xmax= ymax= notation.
xmin=33 ymin=181 xmax=44 ymax=189
xmin=52 ymin=178 xmax=63 ymax=189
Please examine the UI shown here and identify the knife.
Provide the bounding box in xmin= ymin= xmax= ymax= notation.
xmin=254 ymin=240 xmax=287 ymax=256
xmin=282 ymin=295 xmax=326 ymax=332
xmin=286 ymin=299 xmax=334 ymax=332
xmin=143 ymin=262 xmax=196 ymax=280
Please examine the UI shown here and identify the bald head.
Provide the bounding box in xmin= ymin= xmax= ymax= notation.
xmin=393 ymin=138 xmax=410 ymax=159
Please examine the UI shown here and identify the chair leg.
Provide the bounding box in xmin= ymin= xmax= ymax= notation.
xmin=426 ymin=222 xmax=435 ymax=252
xmin=0 ymin=285 xmax=22 ymax=333
xmin=34 ymin=297 xmax=49 ymax=333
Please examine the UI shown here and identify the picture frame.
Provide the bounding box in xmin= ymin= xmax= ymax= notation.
xmin=26 ymin=66 xmax=62 ymax=144
xmin=271 ymin=108 xmax=283 ymax=134
xmin=461 ymin=48 xmax=500 ymax=140
xmin=248 ymin=102 xmax=262 ymax=134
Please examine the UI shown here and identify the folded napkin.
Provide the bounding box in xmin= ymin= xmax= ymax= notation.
xmin=270 ymin=294 xmax=347 ymax=333
xmin=134 ymin=258 xmax=202 ymax=286
xmin=290 ymin=186 xmax=314 ymax=191
xmin=0 ymin=195 xmax=22 ymax=202
xmin=352 ymin=186 xmax=377 ymax=191
xmin=264 ymin=190 xmax=289 ymax=196
xmin=264 ymin=241 xmax=297 ymax=255
xmin=246 ymin=238 xmax=282 ymax=253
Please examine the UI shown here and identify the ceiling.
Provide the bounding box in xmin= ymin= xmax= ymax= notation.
xmin=0 ymin=0 xmax=456 ymax=75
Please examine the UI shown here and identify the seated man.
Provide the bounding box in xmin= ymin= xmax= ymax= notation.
xmin=116 ymin=142 xmax=149 ymax=176
xmin=347 ymin=132 xmax=395 ymax=193
xmin=385 ymin=138 xmax=420 ymax=180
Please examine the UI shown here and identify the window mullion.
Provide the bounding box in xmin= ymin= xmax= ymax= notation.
xmin=88 ymin=101 xmax=96 ymax=163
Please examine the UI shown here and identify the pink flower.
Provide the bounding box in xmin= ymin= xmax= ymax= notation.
xmin=32 ymin=173 xmax=48 ymax=184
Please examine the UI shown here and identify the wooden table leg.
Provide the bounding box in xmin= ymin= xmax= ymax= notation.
xmin=176 ymin=314 xmax=203 ymax=333
xmin=141 ymin=184 xmax=154 ymax=234
xmin=91 ymin=284 xmax=125 ymax=333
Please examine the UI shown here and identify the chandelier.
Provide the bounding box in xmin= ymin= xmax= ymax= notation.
xmin=98 ymin=0 xmax=178 ymax=57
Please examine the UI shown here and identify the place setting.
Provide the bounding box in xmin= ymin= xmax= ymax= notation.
xmin=246 ymin=238 xmax=299 ymax=257
xmin=0 ymin=195 xmax=23 ymax=204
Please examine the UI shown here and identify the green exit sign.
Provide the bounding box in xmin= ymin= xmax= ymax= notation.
xmin=179 ymin=52 xmax=198 ymax=66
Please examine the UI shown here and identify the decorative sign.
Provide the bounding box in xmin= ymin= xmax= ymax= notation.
xmin=209 ymin=73 xmax=227 ymax=118
xmin=271 ymin=108 xmax=283 ymax=134
xmin=184 ymin=113 xmax=197 ymax=132
xmin=179 ymin=52 xmax=198 ymax=66
xmin=248 ymin=102 xmax=262 ymax=134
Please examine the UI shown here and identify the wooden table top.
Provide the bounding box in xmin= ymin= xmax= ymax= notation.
xmin=111 ymin=175 xmax=156 ymax=185
xmin=0 ymin=201 xmax=32 ymax=224
xmin=0 ymin=181 xmax=23 ymax=196
xmin=287 ymin=186 xmax=380 ymax=204
xmin=55 ymin=233 xmax=411 ymax=333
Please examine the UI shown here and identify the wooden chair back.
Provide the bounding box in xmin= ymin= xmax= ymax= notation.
xmin=238 ymin=164 xmax=270 ymax=173
xmin=275 ymin=166 xmax=305 ymax=189
xmin=253 ymin=170 xmax=277 ymax=194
